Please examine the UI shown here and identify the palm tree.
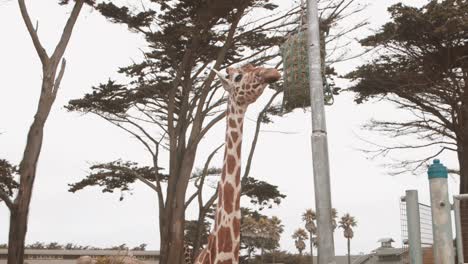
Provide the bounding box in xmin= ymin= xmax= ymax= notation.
xmin=292 ymin=228 xmax=308 ymax=256
xmin=302 ymin=209 xmax=317 ymax=264
xmin=302 ymin=208 xmax=338 ymax=264
xmin=331 ymin=208 xmax=338 ymax=232
xmin=339 ymin=213 xmax=357 ymax=264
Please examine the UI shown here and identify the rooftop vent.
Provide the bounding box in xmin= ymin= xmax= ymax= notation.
xmin=378 ymin=238 xmax=395 ymax=248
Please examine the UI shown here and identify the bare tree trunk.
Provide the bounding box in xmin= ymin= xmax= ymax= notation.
xmin=347 ymin=238 xmax=351 ymax=264
xmin=164 ymin=150 xmax=197 ymax=264
xmin=7 ymin=1 xmax=84 ymax=263
xmin=8 ymin=207 xmax=28 ymax=264
xmin=309 ymin=232 xmax=314 ymax=264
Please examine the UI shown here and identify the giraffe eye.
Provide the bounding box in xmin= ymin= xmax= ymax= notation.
xmin=234 ymin=74 xmax=243 ymax=82
xmin=225 ymin=75 xmax=230 ymax=79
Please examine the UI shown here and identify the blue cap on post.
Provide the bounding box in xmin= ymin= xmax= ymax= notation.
xmin=427 ymin=159 xmax=448 ymax=179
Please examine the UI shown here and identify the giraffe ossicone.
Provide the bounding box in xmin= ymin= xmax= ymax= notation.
xmin=193 ymin=64 xmax=281 ymax=264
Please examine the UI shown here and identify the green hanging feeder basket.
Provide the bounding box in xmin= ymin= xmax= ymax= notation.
xmin=280 ymin=30 xmax=334 ymax=113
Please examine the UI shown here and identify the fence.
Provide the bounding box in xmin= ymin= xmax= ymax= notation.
xmin=400 ymin=193 xmax=434 ymax=264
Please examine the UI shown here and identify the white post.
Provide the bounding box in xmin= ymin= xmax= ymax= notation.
xmin=306 ymin=0 xmax=336 ymax=263
xmin=406 ymin=190 xmax=423 ymax=264
xmin=428 ymin=159 xmax=454 ymax=264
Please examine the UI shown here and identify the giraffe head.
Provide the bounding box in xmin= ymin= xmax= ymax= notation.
xmin=212 ymin=64 xmax=281 ymax=106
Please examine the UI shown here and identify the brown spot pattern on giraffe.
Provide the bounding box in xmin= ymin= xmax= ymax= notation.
xmin=227 ymin=154 xmax=236 ymax=174
xmin=228 ymin=118 xmax=236 ymax=129
xmin=223 ymin=183 xmax=234 ymax=214
xmin=230 ymin=131 xmax=238 ymax=143
xmin=233 ymin=217 xmax=240 ymax=238
xmin=218 ymin=185 xmax=223 ymax=207
xmin=217 ymin=226 xmax=233 ymax=253
xmin=227 ymin=137 xmax=233 ymax=149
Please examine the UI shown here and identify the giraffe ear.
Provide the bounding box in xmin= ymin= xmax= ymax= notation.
xmin=211 ymin=68 xmax=232 ymax=91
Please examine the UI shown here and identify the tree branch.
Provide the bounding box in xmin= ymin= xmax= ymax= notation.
xmin=0 ymin=189 xmax=14 ymax=211
xmin=17 ymin=0 xmax=49 ymax=64
xmin=243 ymin=90 xmax=281 ymax=179
xmin=52 ymin=58 xmax=66 ymax=97
xmin=51 ymin=0 xmax=85 ymax=64
xmin=108 ymin=165 xmax=159 ymax=193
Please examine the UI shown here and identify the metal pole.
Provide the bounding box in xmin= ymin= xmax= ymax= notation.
xmin=453 ymin=197 xmax=464 ymax=264
xmin=306 ymin=0 xmax=335 ymax=263
xmin=405 ymin=190 xmax=423 ymax=264
xmin=428 ymin=159 xmax=455 ymax=264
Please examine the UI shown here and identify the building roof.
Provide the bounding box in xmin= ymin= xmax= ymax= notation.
xmin=0 ymin=249 xmax=159 ymax=256
xmin=377 ymin=238 xmax=395 ymax=243
xmin=374 ymin=247 xmax=406 ymax=257
xmin=309 ymin=256 xmax=363 ymax=264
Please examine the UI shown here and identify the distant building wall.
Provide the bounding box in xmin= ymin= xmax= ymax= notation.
xmin=0 ymin=249 xmax=159 ymax=264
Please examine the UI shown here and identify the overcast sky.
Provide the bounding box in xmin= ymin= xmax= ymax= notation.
xmin=0 ymin=0 xmax=461 ymax=257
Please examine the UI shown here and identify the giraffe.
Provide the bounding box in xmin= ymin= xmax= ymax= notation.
xmin=193 ymin=64 xmax=281 ymax=264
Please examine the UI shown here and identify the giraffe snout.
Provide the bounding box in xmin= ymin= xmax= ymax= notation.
xmin=262 ymin=68 xmax=281 ymax=83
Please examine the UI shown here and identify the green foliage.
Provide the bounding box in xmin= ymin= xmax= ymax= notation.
xmin=68 ymin=160 xmax=167 ymax=199
xmin=241 ymin=209 xmax=284 ymax=259
xmin=184 ymin=220 xmax=211 ymax=248
xmin=251 ymin=251 xmax=305 ymax=264
xmin=66 ymin=0 xmax=284 ymax=120
xmin=348 ymin=0 xmax=468 ymax=104
xmin=241 ymin=177 xmax=286 ymax=210
xmin=302 ymin=209 xmax=317 ymax=234
xmin=346 ymin=0 xmax=467 ymax=174
xmin=26 ymin=242 xmax=45 ymax=249
xmin=24 ymin=242 xmax=148 ymax=251
xmin=292 ymin=228 xmax=308 ymax=255
xmin=0 ymin=159 xmax=19 ymax=198
xmin=46 ymin=242 xmax=63 ymax=249
xmin=131 ymin=244 xmax=147 ymax=251
xmin=339 ymin=213 xmax=357 ymax=239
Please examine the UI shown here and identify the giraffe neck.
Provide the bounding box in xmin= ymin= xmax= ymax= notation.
xmin=214 ymin=98 xmax=246 ymax=263
xmin=193 ymin=99 xmax=246 ymax=264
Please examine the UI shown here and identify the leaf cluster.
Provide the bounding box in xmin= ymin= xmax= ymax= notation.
xmin=184 ymin=219 xmax=211 ymax=248
xmin=348 ymin=0 xmax=468 ymax=104
xmin=241 ymin=209 xmax=284 ymax=253
xmin=345 ymin=0 xmax=467 ymax=173
xmin=241 ymin=177 xmax=286 ymax=210
xmin=0 ymin=159 xmax=19 ymax=198
xmin=66 ymin=0 xmax=285 ymax=119
xmin=68 ymin=160 xmax=167 ymax=197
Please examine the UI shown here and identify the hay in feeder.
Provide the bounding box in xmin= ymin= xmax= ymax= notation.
xmin=280 ymin=30 xmax=332 ymax=112
xmin=280 ymin=31 xmax=311 ymax=112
